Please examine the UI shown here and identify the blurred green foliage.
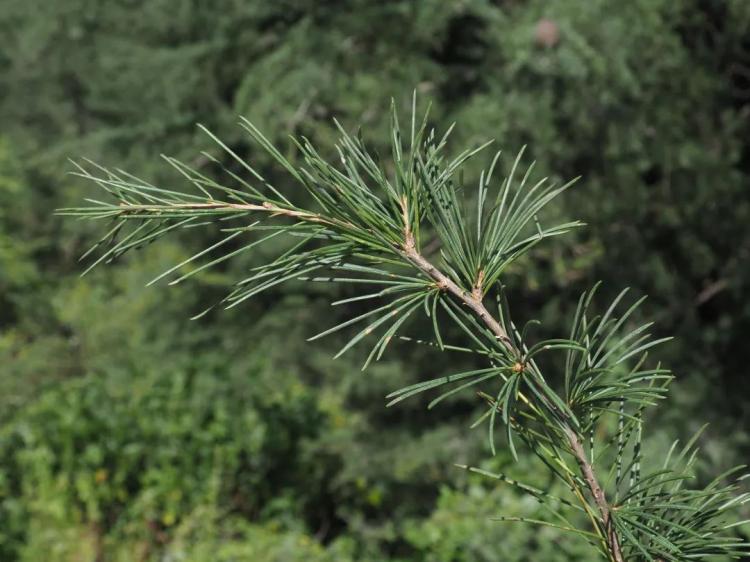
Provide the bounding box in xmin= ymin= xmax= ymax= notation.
xmin=1 ymin=0 xmax=749 ymax=559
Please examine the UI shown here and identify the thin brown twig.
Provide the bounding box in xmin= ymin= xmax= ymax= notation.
xmin=401 ymin=231 xmax=624 ymax=562
xmin=112 ymin=200 xmax=358 ymax=232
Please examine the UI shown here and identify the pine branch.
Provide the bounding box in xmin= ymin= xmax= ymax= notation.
xmin=401 ymin=228 xmax=624 ymax=561
xmin=61 ymin=95 xmax=749 ymax=561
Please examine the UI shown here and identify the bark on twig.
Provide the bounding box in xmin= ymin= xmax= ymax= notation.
xmin=402 ymin=232 xmax=625 ymax=562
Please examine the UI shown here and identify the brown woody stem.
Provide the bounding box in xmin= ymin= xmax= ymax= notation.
xmin=564 ymin=426 xmax=624 ymax=561
xmin=402 ymin=232 xmax=624 ymax=562
xmin=117 ymin=201 xmax=326 ymax=222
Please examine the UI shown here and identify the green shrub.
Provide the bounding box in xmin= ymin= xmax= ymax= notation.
xmin=0 ymin=359 xmax=328 ymax=559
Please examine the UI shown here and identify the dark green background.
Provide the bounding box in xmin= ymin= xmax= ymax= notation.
xmin=1 ymin=1 xmax=749 ymax=560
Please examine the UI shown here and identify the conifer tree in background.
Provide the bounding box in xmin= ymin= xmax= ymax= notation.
xmin=61 ymin=98 xmax=750 ymax=561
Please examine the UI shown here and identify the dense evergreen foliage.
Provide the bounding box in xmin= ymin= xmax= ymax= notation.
xmin=1 ymin=1 xmax=750 ymax=560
